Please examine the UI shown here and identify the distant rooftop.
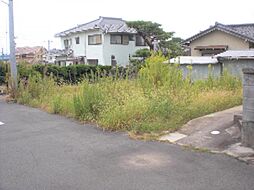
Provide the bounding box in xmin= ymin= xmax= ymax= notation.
xmin=55 ymin=16 xmax=137 ymax=37
xmin=216 ymin=50 xmax=254 ymax=60
xmin=16 ymin=46 xmax=45 ymax=55
xmin=183 ymin=22 xmax=254 ymax=44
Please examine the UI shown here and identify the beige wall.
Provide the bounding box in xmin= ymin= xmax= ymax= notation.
xmin=190 ymin=30 xmax=250 ymax=56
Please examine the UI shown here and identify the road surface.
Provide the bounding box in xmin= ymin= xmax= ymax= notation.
xmin=0 ymin=99 xmax=253 ymax=190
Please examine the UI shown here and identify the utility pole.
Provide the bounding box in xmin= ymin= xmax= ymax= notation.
xmin=47 ymin=40 xmax=53 ymax=51
xmin=8 ymin=0 xmax=17 ymax=90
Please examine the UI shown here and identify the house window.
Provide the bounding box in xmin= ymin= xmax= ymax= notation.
xmin=88 ymin=35 xmax=102 ymax=45
xmin=64 ymin=39 xmax=72 ymax=49
xmin=122 ymin=35 xmax=129 ymax=45
xmin=110 ymin=34 xmax=129 ymax=45
xmin=129 ymin=35 xmax=134 ymax=41
xmin=136 ymin=35 xmax=146 ymax=46
xmin=87 ymin=59 xmax=98 ymax=66
xmin=250 ymin=42 xmax=254 ymax=49
xmin=111 ymin=34 xmax=122 ymax=44
xmin=75 ymin=37 xmax=80 ymax=44
xmin=64 ymin=39 xmax=69 ymax=49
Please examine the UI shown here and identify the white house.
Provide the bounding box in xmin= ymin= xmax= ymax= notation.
xmin=44 ymin=49 xmax=76 ymax=66
xmin=55 ymin=16 xmax=148 ymax=66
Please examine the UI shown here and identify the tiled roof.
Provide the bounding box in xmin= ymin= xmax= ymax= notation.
xmin=16 ymin=46 xmax=45 ymax=55
xmin=55 ymin=17 xmax=137 ymax=37
xmin=183 ymin=22 xmax=254 ymax=44
xmin=226 ymin=24 xmax=254 ymax=40
xmin=216 ymin=50 xmax=254 ymax=59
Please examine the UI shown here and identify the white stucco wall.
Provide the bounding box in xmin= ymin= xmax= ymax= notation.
xmin=60 ymin=31 xmax=148 ymax=66
xmin=102 ymin=34 xmax=147 ymax=66
xmin=70 ymin=33 xmax=86 ymax=57
xmin=85 ymin=31 xmax=104 ymax=65
xmin=60 ymin=30 xmax=104 ymax=65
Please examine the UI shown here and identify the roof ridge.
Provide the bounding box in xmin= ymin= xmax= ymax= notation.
xmin=59 ymin=17 xmax=101 ymax=35
xmin=183 ymin=22 xmax=254 ymax=44
xmin=77 ymin=17 xmax=101 ymax=27
xmin=99 ymin=16 xmax=123 ymax=20
xmin=226 ymin=23 xmax=254 ymax=27
xmin=55 ymin=16 xmax=127 ymax=37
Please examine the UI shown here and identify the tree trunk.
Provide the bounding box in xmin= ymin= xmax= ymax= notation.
xmin=138 ymin=32 xmax=153 ymax=50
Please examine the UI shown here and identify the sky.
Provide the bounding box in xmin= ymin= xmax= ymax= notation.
xmin=0 ymin=0 xmax=254 ymax=54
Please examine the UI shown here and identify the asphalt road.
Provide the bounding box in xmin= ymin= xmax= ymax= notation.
xmin=0 ymin=99 xmax=254 ymax=190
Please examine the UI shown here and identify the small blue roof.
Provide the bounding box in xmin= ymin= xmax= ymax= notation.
xmin=0 ymin=54 xmax=10 ymax=61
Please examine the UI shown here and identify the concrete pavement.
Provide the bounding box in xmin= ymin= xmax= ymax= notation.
xmin=1 ymin=99 xmax=254 ymax=190
xmin=160 ymin=106 xmax=254 ymax=164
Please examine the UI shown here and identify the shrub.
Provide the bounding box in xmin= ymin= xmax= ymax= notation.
xmin=0 ymin=62 xmax=9 ymax=85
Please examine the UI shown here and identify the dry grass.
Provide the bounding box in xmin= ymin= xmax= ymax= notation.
xmin=15 ymin=54 xmax=243 ymax=134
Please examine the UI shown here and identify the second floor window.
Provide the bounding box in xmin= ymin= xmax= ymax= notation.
xmin=64 ymin=39 xmax=69 ymax=49
xmin=110 ymin=34 xmax=129 ymax=45
xmin=136 ymin=35 xmax=146 ymax=46
xmin=75 ymin=37 xmax=80 ymax=44
xmin=88 ymin=34 xmax=102 ymax=45
xmin=250 ymin=42 xmax=254 ymax=49
xmin=64 ymin=39 xmax=72 ymax=49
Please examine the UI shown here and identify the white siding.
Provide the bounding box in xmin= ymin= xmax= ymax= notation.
xmin=86 ymin=31 xmax=104 ymax=65
xmin=102 ymin=34 xmax=147 ymax=66
xmin=60 ymin=32 xmax=148 ymax=66
xmin=71 ymin=33 xmax=86 ymax=56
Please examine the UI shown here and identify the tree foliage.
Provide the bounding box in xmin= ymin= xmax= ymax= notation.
xmin=133 ymin=48 xmax=151 ymax=58
xmin=167 ymin=37 xmax=184 ymax=58
xmin=127 ymin=21 xmax=183 ymax=58
xmin=127 ymin=21 xmax=173 ymax=50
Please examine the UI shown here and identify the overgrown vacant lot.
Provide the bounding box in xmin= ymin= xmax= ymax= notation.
xmin=16 ymin=55 xmax=242 ymax=134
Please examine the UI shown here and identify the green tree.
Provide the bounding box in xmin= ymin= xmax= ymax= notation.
xmin=127 ymin=21 xmax=183 ymax=58
xmin=133 ymin=48 xmax=151 ymax=58
xmin=127 ymin=21 xmax=173 ymax=51
xmin=167 ymin=37 xmax=184 ymax=58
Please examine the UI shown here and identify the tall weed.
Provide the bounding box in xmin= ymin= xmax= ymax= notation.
xmin=73 ymin=81 xmax=105 ymax=121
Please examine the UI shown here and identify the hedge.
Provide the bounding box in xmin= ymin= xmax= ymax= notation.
xmin=0 ymin=62 xmax=8 ymax=85
xmin=0 ymin=63 xmax=139 ymax=85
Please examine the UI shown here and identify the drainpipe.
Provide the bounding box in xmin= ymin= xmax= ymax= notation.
xmin=242 ymin=68 xmax=254 ymax=148
xmin=84 ymin=33 xmax=87 ymax=64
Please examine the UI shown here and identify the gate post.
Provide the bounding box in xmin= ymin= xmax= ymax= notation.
xmin=242 ymin=68 xmax=254 ymax=148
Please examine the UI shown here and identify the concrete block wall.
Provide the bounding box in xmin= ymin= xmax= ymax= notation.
xmin=242 ymin=68 xmax=254 ymax=148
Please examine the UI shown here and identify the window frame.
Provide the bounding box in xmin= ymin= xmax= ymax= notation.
xmin=135 ymin=35 xmax=146 ymax=46
xmin=64 ymin=39 xmax=69 ymax=49
xmin=88 ymin=34 xmax=102 ymax=45
xmin=87 ymin=59 xmax=99 ymax=66
xmin=110 ymin=34 xmax=129 ymax=45
xmin=75 ymin=37 xmax=80 ymax=45
xmin=249 ymin=42 xmax=254 ymax=49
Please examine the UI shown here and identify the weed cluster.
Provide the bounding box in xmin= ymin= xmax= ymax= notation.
xmin=15 ymin=54 xmax=242 ymax=133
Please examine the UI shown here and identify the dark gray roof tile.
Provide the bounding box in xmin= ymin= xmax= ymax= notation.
xmin=183 ymin=23 xmax=254 ymax=44
xmin=55 ymin=17 xmax=137 ymax=37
